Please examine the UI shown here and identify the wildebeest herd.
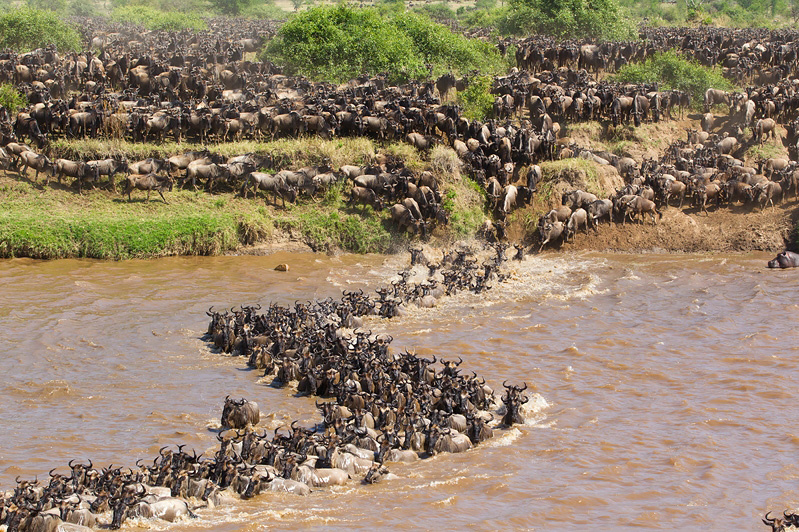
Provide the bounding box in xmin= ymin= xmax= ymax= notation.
xmin=1 ymin=243 xmax=535 ymax=531
xmin=2 ymin=20 xmax=799 ymax=245
xmin=3 ymin=15 xmax=799 ymax=530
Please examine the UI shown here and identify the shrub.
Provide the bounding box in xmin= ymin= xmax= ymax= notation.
xmin=614 ymin=49 xmax=733 ymax=104
xmin=457 ymin=75 xmax=494 ymax=120
xmin=503 ymin=0 xmax=635 ymax=39
xmin=241 ymin=1 xmax=287 ymax=19
xmin=68 ymin=0 xmax=99 ymax=17
xmin=210 ymin=0 xmax=255 ymax=16
xmin=111 ymin=6 xmax=207 ymax=31
xmin=412 ymin=2 xmax=457 ymax=23
xmin=0 ymin=8 xmax=80 ymax=52
xmin=262 ymin=6 xmax=502 ymax=83
xmin=0 ymin=84 xmax=27 ymax=114
xmin=26 ymin=0 xmax=67 ymax=13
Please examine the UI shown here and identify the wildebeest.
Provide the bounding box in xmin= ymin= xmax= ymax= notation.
xmin=18 ymin=150 xmax=53 ymax=183
xmin=221 ymin=396 xmax=260 ymax=429
xmin=623 ymin=195 xmax=661 ymax=224
xmin=86 ymin=157 xmax=128 ymax=191
xmin=390 ymin=204 xmax=424 ymax=236
xmin=241 ymin=172 xmax=296 ymax=206
xmin=538 ymin=220 xmax=565 ymax=251
xmin=121 ymin=173 xmax=173 ymax=203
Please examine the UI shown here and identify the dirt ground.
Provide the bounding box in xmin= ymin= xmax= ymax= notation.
xmin=561 ymin=201 xmax=796 ymax=253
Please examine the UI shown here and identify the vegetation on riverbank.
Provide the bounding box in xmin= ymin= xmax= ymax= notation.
xmin=613 ymin=50 xmax=733 ymax=104
xmin=0 ymin=137 xmax=485 ymax=259
xmin=0 ymin=8 xmax=80 ymax=52
xmin=261 ymin=5 xmax=502 ymax=83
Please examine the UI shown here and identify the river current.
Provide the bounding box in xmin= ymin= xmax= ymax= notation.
xmin=0 ymin=250 xmax=795 ymax=530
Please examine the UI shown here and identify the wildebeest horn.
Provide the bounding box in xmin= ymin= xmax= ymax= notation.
xmin=503 ymin=380 xmax=510 ymax=388
xmin=49 ymin=468 xmax=57 ymax=477
xmin=159 ymin=446 xmax=169 ymax=456
xmin=69 ymin=459 xmax=76 ymax=468
xmin=520 ymin=382 xmax=528 ymax=391
xmin=763 ymin=511 xmax=775 ymax=524
xmin=87 ymin=459 xmax=92 ymax=469
xmin=456 ymin=356 xmax=463 ymax=366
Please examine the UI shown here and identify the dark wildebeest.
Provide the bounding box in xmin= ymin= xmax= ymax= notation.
xmin=241 ymin=172 xmax=297 ymax=206
xmin=348 ymin=186 xmax=383 ymax=212
xmin=221 ymin=396 xmax=260 ymax=429
xmin=18 ymin=151 xmax=53 ymax=183
xmin=122 ymin=173 xmax=173 ymax=203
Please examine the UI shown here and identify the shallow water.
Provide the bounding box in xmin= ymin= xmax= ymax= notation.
xmin=0 ymin=250 xmax=795 ymax=530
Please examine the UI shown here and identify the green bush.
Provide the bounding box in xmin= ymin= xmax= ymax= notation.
xmin=68 ymin=0 xmax=99 ymax=17
xmin=614 ymin=49 xmax=733 ymax=104
xmin=241 ymin=1 xmax=287 ymax=19
xmin=262 ymin=6 xmax=502 ymax=83
xmin=26 ymin=0 xmax=66 ymax=13
xmin=112 ymin=5 xmax=207 ymax=31
xmin=412 ymin=2 xmax=457 ymax=22
xmin=0 ymin=8 xmax=80 ymax=52
xmin=209 ymin=0 xmax=254 ymax=16
xmin=457 ymin=75 xmax=494 ymax=120
xmin=0 ymin=84 xmax=27 ymax=114
xmin=503 ymin=0 xmax=635 ymax=39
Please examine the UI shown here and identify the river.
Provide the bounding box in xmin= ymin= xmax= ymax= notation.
xmin=0 ymin=250 xmax=795 ymax=530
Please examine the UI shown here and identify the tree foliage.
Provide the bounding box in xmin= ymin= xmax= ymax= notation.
xmin=262 ymin=6 xmax=501 ymax=83
xmin=505 ymin=0 xmax=635 ymax=39
xmin=209 ymin=0 xmax=255 ymax=16
xmin=614 ymin=49 xmax=733 ymax=103
xmin=457 ymin=75 xmax=494 ymax=120
xmin=0 ymin=84 xmax=28 ymax=115
xmin=111 ymin=5 xmax=207 ymax=31
xmin=0 ymin=8 xmax=80 ymax=52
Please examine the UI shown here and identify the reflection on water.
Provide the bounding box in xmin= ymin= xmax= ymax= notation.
xmin=0 ymin=250 xmax=795 ymax=530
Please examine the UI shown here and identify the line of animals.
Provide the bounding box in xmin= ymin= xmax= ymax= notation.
xmin=533 ymin=132 xmax=799 ymax=251
xmin=1 ymin=244 xmax=532 ymax=532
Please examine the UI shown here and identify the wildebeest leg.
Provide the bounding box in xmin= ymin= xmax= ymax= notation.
xmin=158 ymin=189 xmax=168 ymax=204
xmin=146 ymin=190 xmax=151 ymax=203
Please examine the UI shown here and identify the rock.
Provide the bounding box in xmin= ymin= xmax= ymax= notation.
xmin=274 ymin=263 xmax=289 ymax=271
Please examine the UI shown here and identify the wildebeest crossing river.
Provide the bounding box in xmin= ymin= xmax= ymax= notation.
xmin=0 ymin=250 xmax=797 ymax=530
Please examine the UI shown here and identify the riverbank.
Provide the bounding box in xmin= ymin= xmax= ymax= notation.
xmin=0 ymin=126 xmax=796 ymax=260
xmin=0 ymin=137 xmax=486 ymax=259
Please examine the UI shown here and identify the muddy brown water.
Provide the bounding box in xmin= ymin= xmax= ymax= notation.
xmin=1 ymin=251 xmax=797 ymax=530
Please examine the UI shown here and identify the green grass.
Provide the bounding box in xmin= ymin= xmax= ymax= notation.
xmin=614 ymin=50 xmax=733 ymax=106
xmin=1 ymin=137 xmax=485 ymax=259
xmin=745 ymin=140 xmax=787 ymax=162
xmin=0 ymin=179 xmax=246 ymax=259
xmin=540 ymin=158 xmax=602 ymax=197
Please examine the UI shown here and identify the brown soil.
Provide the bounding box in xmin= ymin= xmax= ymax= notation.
xmin=560 ymin=201 xmax=797 ymax=253
xmin=508 ymin=112 xmax=799 ymax=254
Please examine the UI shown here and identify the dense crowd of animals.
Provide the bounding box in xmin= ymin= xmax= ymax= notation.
xmin=0 ymin=20 xmax=798 ymax=248
xmin=1 ymin=244 xmax=532 ymax=531
xmin=3 ymin=18 xmax=799 ymax=529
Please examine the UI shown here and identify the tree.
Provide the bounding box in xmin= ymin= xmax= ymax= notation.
xmin=507 ymin=0 xmax=634 ymax=39
xmin=210 ymin=0 xmax=255 ymax=15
